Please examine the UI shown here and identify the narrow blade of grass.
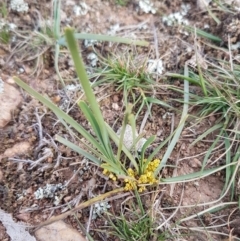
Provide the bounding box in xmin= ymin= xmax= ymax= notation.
xmin=161 ymin=162 xmax=237 ymax=183
xmin=106 ymin=123 xmax=138 ymax=171
xmin=221 ymin=133 xmax=231 ymax=197
xmin=58 ymin=33 xmax=149 ymax=47
xmin=78 ymin=101 xmax=110 ymax=158
xmin=146 ymin=97 xmax=174 ymax=109
xmin=166 ymin=73 xmax=201 ymax=86
xmin=155 ymin=63 xmax=189 ymax=174
xmin=13 ymin=77 xmax=103 ymax=152
xmin=185 ymin=26 xmax=222 ymax=42
xmin=190 ymin=123 xmax=223 ymax=147
xmin=65 ymin=28 xmax=113 ymax=159
xmin=56 ymin=135 xmax=101 ymax=165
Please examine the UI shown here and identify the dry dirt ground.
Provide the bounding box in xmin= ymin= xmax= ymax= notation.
xmin=1 ymin=0 xmax=240 ymax=241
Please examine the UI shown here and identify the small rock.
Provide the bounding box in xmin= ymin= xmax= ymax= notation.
xmin=0 ymin=169 xmax=3 ymax=182
xmin=0 ymin=82 xmax=22 ymax=127
xmin=2 ymin=142 xmax=31 ymax=159
xmin=112 ymin=103 xmax=119 ymax=110
xmin=25 ymin=186 xmax=33 ymax=195
xmin=197 ymin=0 xmax=211 ymax=10
xmin=113 ymin=94 xmax=119 ymax=102
xmin=6 ymin=77 xmax=15 ymax=84
xmin=51 ymin=95 xmax=61 ymax=104
xmin=64 ymin=196 xmax=72 ymax=203
xmin=16 ymin=212 xmax=30 ymax=222
xmin=35 ymin=220 xmax=86 ymax=241
xmin=116 ymin=124 xmax=147 ymax=151
xmin=189 ymin=158 xmax=202 ymax=168
xmin=209 ymin=115 xmax=216 ymax=122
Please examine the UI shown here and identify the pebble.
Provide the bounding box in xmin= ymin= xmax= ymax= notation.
xmin=209 ymin=115 xmax=216 ymax=122
xmin=35 ymin=220 xmax=86 ymax=241
xmin=0 ymin=82 xmax=22 ymax=127
xmin=112 ymin=94 xmax=119 ymax=102
xmin=0 ymin=170 xmax=3 ymax=182
xmin=112 ymin=102 xmax=119 ymax=110
xmin=189 ymin=158 xmax=202 ymax=168
xmin=16 ymin=212 xmax=30 ymax=222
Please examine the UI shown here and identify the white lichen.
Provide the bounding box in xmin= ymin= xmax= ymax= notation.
xmin=0 ymin=19 xmax=17 ymax=31
xmin=84 ymin=39 xmax=98 ymax=48
xmin=108 ymin=24 xmax=120 ymax=35
xmin=139 ymin=0 xmax=157 ymax=14
xmin=92 ymin=201 xmax=111 ymax=219
xmin=65 ymin=84 xmax=81 ymax=92
xmin=34 ymin=183 xmax=65 ymax=199
xmin=17 ymin=67 xmax=25 ymax=74
xmin=73 ymin=2 xmax=89 ymax=16
xmin=87 ymin=53 xmax=98 ymax=67
xmin=10 ymin=0 xmax=29 ymax=13
xmin=147 ymin=59 xmax=164 ymax=75
xmin=0 ymin=78 xmax=4 ymax=94
xmin=162 ymin=4 xmax=190 ymax=26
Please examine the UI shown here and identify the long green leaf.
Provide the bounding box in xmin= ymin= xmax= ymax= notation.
xmin=106 ymin=123 xmax=138 ymax=171
xmin=53 ymin=0 xmax=61 ymax=39
xmin=141 ymin=135 xmax=155 ymax=172
xmin=222 ymin=132 xmax=231 ymax=196
xmin=146 ymin=97 xmax=174 ymax=109
xmin=166 ymin=73 xmax=201 ymax=85
xmin=116 ymin=105 xmax=132 ymax=163
xmin=161 ymin=162 xmax=237 ymax=183
xmin=185 ymin=26 xmax=222 ymax=42
xmin=65 ymin=28 xmax=112 ymax=159
xmin=14 ymin=77 xmax=102 ymax=151
xmin=155 ymin=63 xmax=189 ymax=174
xmin=78 ymin=101 xmax=110 ymax=158
xmin=58 ymin=33 xmax=149 ymax=47
xmin=56 ymin=135 xmax=101 ymax=165
xmin=190 ymin=123 xmax=223 ymax=147
xmin=200 ymin=128 xmax=224 ymax=172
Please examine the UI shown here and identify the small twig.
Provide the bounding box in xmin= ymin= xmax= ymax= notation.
xmin=86 ymin=205 xmax=93 ymax=235
xmin=169 ymin=144 xmax=181 ymax=197
xmin=156 ymin=183 xmax=184 ymax=230
xmin=33 ymin=108 xmax=47 ymax=159
xmin=34 ymin=187 xmax=124 ymax=231
xmin=64 ymin=166 xmax=81 ymax=187
xmin=29 ymin=148 xmax=53 ymax=170
xmin=8 ymin=158 xmax=35 ymax=164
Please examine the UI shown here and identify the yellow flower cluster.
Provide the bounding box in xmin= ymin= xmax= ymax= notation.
xmin=124 ymin=159 xmax=160 ymax=192
xmin=103 ymin=168 xmax=117 ymax=181
xmin=101 ymin=159 xmax=160 ymax=192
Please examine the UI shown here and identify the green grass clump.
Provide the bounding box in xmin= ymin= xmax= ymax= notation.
xmin=0 ymin=2 xmax=10 ymax=44
xmin=114 ymin=0 xmax=130 ymax=6
xmin=96 ymin=52 xmax=154 ymax=91
xmin=0 ymin=26 xmax=10 ymax=44
xmin=169 ymin=50 xmax=240 ymax=200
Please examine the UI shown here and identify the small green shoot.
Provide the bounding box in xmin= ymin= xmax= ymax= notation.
xmin=185 ymin=26 xmax=222 ymax=43
xmin=0 ymin=26 xmax=10 ymax=44
xmin=106 ymin=192 xmax=154 ymax=241
xmin=114 ymin=0 xmax=130 ymax=6
xmin=0 ymin=2 xmax=7 ymax=18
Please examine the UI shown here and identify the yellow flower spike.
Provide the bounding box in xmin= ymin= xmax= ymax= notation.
xmin=146 ymin=171 xmax=152 ymax=178
xmin=109 ymin=173 xmax=114 ymax=179
xmin=103 ymin=169 xmax=108 ymax=175
xmin=124 ymin=185 xmax=129 ymax=191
